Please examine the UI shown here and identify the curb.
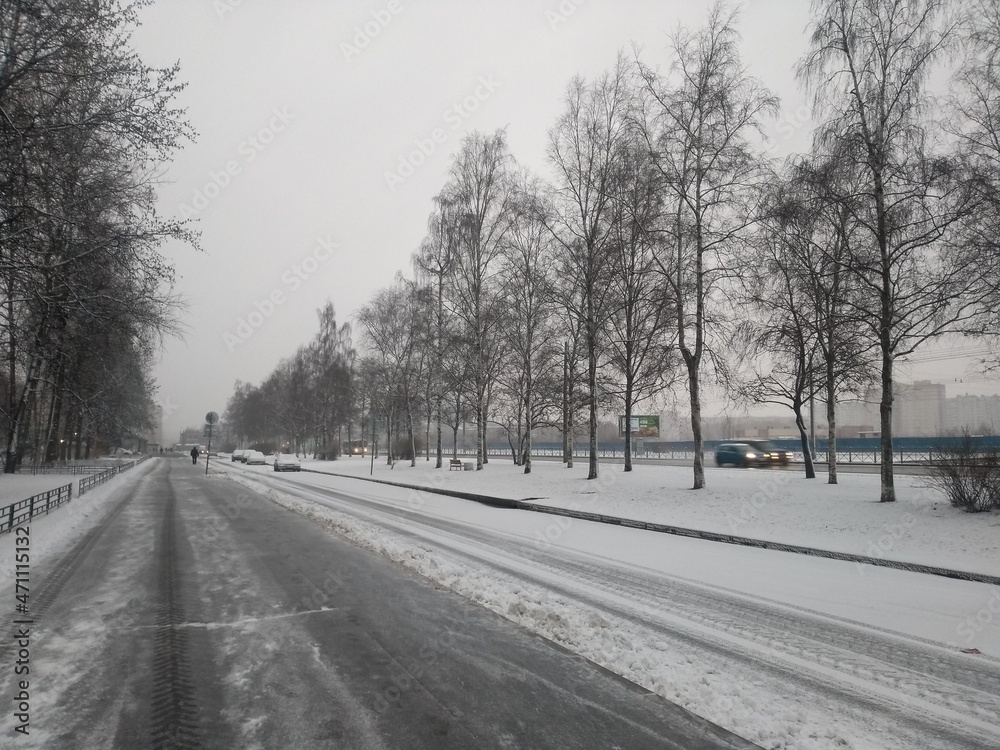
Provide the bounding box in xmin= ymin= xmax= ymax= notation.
xmin=300 ymin=466 xmax=521 ymax=509
xmin=298 ymin=466 xmax=1000 ymax=587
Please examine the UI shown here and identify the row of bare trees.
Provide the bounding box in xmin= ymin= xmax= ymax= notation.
xmin=224 ymin=303 xmax=355 ymax=456
xmin=0 ymin=1 xmax=194 ymax=469
xmin=352 ymin=0 xmax=1000 ymax=505
xmin=219 ymin=1 xmax=997 ymax=504
xmin=745 ymin=0 xmax=1000 ymax=500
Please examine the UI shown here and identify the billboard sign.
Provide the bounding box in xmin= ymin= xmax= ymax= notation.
xmin=619 ymin=415 xmax=660 ymax=438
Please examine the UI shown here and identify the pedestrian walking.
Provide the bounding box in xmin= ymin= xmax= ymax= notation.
xmin=190 ymin=446 xmax=200 ymax=465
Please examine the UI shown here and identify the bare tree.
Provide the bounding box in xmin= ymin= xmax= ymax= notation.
xmin=497 ymin=173 xmax=559 ymax=473
xmin=952 ymin=0 xmax=1000 ymax=364
xmin=637 ymin=2 xmax=778 ymax=488
xmin=446 ymin=130 xmax=514 ymax=470
xmin=781 ymin=156 xmax=876 ymax=484
xmin=358 ymin=278 xmax=430 ymax=467
xmin=604 ymin=132 xmax=676 ymax=472
xmin=414 ymin=192 xmax=460 ymax=468
xmin=547 ymin=54 xmax=632 ymax=480
xmin=736 ymin=220 xmax=826 ymax=479
xmin=307 ymin=302 xmax=353 ymax=458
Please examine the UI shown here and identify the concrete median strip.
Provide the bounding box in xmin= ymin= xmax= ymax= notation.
xmin=299 ymin=466 xmax=1000 ymax=588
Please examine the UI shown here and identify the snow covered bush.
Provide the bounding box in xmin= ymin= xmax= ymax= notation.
xmin=926 ymin=436 xmax=1000 ymax=513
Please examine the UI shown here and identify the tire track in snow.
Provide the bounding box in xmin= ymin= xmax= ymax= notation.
xmin=148 ymin=466 xmax=204 ymax=750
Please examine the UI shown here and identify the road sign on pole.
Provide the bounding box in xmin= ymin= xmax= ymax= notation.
xmin=204 ymin=412 xmax=218 ymax=475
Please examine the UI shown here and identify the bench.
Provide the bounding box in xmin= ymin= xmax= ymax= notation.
xmin=449 ymin=459 xmax=464 ymax=471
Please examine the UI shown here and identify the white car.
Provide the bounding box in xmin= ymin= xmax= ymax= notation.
xmin=273 ymin=454 xmax=301 ymax=472
xmin=244 ymin=450 xmax=266 ymax=465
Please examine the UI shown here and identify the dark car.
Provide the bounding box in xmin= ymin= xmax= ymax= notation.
xmin=740 ymin=439 xmax=794 ymax=465
xmin=715 ymin=442 xmax=769 ymax=468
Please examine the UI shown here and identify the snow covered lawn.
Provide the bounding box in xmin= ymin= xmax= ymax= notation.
xmin=0 ymin=475 xmax=76 ymax=505
xmin=301 ymin=455 xmax=1000 ymax=577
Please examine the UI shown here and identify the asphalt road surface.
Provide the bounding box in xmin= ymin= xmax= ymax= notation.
xmin=0 ymin=458 xmax=758 ymax=749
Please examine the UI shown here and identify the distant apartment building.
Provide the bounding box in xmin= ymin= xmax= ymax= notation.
xmin=945 ymin=393 xmax=1000 ymax=435
xmin=835 ymin=381 xmax=1000 ymax=437
xmin=894 ymin=380 xmax=945 ymax=437
xmin=836 ymin=397 xmax=879 ymax=436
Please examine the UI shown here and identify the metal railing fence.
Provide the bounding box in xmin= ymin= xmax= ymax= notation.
xmin=1 ymin=483 xmax=73 ymax=534
xmin=0 ymin=454 xmax=152 ymax=533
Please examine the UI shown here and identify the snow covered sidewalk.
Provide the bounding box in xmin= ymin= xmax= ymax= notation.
xmin=299 ymin=455 xmax=1000 ymax=578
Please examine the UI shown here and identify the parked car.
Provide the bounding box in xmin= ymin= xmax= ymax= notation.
xmin=740 ymin=439 xmax=794 ymax=465
xmin=273 ymin=453 xmax=301 ymax=472
xmin=244 ymin=450 xmax=266 ymax=466
xmin=231 ymin=449 xmax=246 ymax=462
xmin=715 ymin=442 xmax=769 ymax=468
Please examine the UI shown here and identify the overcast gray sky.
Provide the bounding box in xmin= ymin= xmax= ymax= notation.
xmin=131 ymin=0 xmax=995 ymax=444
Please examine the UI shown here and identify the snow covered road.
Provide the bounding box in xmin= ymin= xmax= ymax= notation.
xmin=219 ymin=460 xmax=1000 ymax=750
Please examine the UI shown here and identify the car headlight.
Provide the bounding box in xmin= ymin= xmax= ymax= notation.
xmin=746 ymin=452 xmax=757 ymax=458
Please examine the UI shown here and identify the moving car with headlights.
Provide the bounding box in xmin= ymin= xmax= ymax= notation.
xmin=244 ymin=450 xmax=266 ymax=465
xmin=273 ymin=453 xmax=302 ymax=472
xmin=715 ymin=442 xmax=769 ymax=468
xmin=739 ymin=439 xmax=794 ymax=465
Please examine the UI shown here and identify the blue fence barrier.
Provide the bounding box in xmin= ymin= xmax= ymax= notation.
xmin=441 ymin=435 xmax=1000 ymax=463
